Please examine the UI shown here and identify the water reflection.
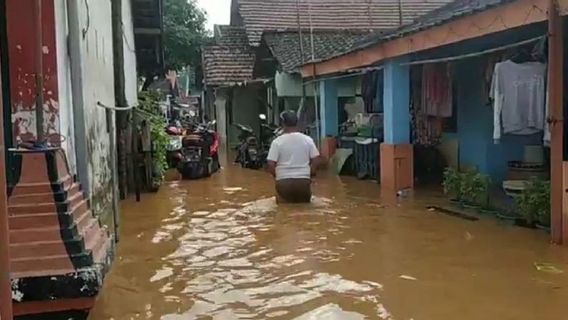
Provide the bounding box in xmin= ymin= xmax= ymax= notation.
xmin=89 ymin=167 xmax=568 ymax=320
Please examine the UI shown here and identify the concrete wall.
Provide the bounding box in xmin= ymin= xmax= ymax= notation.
xmin=275 ymin=71 xmax=360 ymax=98
xmin=67 ymin=0 xmax=117 ymax=226
xmin=228 ymin=86 xmax=261 ymax=146
xmin=455 ymin=58 xmax=542 ymax=183
xmin=54 ymin=0 xmax=77 ymax=174
xmin=122 ymin=0 xmax=138 ymax=107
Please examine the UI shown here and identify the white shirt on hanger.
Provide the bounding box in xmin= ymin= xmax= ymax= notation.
xmin=491 ymin=60 xmax=547 ymax=143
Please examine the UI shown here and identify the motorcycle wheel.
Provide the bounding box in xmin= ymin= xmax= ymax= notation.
xmin=179 ymin=162 xmax=205 ymax=180
xmin=211 ymin=155 xmax=220 ymax=173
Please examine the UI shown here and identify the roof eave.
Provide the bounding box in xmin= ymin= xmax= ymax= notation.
xmin=301 ymin=0 xmax=551 ymax=78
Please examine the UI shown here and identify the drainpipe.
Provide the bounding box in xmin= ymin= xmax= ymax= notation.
xmin=0 ymin=61 xmax=13 ymax=319
xmin=34 ymin=0 xmax=45 ymax=143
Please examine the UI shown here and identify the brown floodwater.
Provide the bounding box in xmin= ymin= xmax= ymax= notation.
xmin=89 ymin=164 xmax=568 ymax=320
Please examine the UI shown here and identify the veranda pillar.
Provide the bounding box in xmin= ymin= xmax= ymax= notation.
xmin=381 ymin=59 xmax=413 ymax=194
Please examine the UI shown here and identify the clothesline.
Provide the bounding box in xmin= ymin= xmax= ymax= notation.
xmin=401 ymin=35 xmax=546 ymax=66
xmin=303 ymin=66 xmax=384 ymax=85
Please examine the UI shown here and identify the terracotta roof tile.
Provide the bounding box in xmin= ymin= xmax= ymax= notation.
xmin=237 ymin=0 xmax=454 ymax=46
xmin=264 ymin=31 xmax=368 ymax=72
xmin=332 ymin=0 xmax=514 ymax=59
xmin=203 ymin=26 xmax=255 ymax=87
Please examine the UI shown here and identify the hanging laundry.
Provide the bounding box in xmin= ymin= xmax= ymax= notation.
xmin=491 ymin=60 xmax=547 ymax=143
xmin=483 ymin=54 xmax=503 ymax=104
xmin=361 ymin=71 xmax=378 ymax=113
xmin=411 ymin=66 xmax=442 ymax=146
xmin=422 ymin=63 xmax=453 ymax=118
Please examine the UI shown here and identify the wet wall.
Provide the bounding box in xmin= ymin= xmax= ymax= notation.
xmin=228 ymin=86 xmax=262 ymax=147
xmin=66 ymin=0 xmax=119 ymax=230
xmin=455 ymin=58 xmax=542 ymax=183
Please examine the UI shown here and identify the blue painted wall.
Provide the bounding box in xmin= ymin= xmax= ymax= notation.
xmin=455 ymin=58 xmax=542 ymax=183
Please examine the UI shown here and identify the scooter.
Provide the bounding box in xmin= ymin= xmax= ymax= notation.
xmin=258 ymin=114 xmax=282 ymax=164
xmin=177 ymin=120 xmax=220 ymax=179
xmin=234 ymin=122 xmax=262 ymax=169
xmin=165 ymin=120 xmax=184 ymax=168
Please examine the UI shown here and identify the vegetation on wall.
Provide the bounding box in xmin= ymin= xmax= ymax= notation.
xmin=137 ymin=90 xmax=168 ymax=176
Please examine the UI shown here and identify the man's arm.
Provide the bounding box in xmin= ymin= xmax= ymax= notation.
xmin=266 ymin=141 xmax=278 ymax=178
xmin=267 ymin=161 xmax=277 ymax=177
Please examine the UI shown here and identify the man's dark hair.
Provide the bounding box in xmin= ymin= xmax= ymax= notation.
xmin=280 ymin=110 xmax=298 ymax=127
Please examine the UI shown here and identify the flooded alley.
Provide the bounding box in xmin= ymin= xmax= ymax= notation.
xmin=89 ymin=166 xmax=568 ymax=320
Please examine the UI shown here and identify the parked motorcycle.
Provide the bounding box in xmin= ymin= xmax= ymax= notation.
xmin=258 ymin=114 xmax=282 ymax=164
xmin=165 ymin=120 xmax=184 ymax=168
xmin=177 ymin=120 xmax=220 ymax=179
xmin=234 ymin=114 xmax=282 ymax=169
xmin=234 ymin=122 xmax=262 ymax=169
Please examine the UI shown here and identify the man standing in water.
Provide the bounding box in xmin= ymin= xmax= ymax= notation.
xmin=266 ymin=111 xmax=320 ymax=203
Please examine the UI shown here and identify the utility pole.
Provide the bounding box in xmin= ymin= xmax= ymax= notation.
xmin=0 ymin=57 xmax=13 ymax=319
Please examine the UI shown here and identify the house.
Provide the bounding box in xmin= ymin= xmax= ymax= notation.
xmin=300 ymin=0 xmax=568 ymax=243
xmin=0 ymin=0 xmax=138 ymax=317
xmin=202 ymin=0 xmax=454 ymax=148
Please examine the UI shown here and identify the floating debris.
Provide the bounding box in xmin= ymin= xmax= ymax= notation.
xmin=399 ymin=275 xmax=418 ymax=281
xmin=535 ymin=263 xmax=564 ymax=274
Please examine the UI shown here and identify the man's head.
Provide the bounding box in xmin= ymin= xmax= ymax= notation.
xmin=280 ymin=110 xmax=298 ymax=131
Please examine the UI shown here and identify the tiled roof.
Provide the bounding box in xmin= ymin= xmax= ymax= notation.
xmin=214 ymin=25 xmax=250 ymax=47
xmin=345 ymin=0 xmax=512 ymax=57
xmin=202 ymin=26 xmax=255 ymax=87
xmin=263 ymin=31 xmax=369 ymax=72
xmin=236 ymin=0 xmax=454 ymax=46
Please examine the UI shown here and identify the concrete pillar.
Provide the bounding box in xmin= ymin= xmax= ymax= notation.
xmin=319 ymin=79 xmax=338 ymax=138
xmin=214 ymin=89 xmax=228 ymax=149
xmin=380 ymin=59 xmax=413 ymax=193
xmin=383 ymin=59 xmax=410 ymax=144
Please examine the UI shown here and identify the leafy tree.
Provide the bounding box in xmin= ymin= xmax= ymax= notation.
xmin=163 ymin=0 xmax=208 ymax=70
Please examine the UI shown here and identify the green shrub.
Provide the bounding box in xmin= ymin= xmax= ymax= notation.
xmin=443 ymin=167 xmax=461 ymax=199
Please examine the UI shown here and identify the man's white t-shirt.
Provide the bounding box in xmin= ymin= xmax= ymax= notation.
xmin=267 ymin=132 xmax=319 ymax=181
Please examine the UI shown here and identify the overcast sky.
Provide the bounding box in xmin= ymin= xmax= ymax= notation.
xmin=196 ymin=0 xmax=232 ymax=30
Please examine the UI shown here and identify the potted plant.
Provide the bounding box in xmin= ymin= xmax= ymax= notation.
xmin=460 ymin=169 xmax=478 ymax=208
xmin=534 ymin=179 xmax=551 ymax=231
xmin=442 ymin=167 xmax=461 ymax=202
xmin=515 ymin=181 xmax=535 ymax=226
xmin=477 ymin=174 xmax=496 ymax=214
xmin=514 ymin=178 xmax=550 ymax=228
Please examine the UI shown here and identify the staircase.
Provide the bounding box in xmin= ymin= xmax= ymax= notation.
xmin=7 ymin=149 xmax=112 ymax=316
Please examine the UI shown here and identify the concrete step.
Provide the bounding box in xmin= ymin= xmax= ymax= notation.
xmin=9 ymin=192 xmax=84 ymax=216
xmin=9 ymin=237 xmax=85 ymax=260
xmin=11 ymin=251 xmax=94 ymax=275
xmin=8 ymin=183 xmax=82 ymax=206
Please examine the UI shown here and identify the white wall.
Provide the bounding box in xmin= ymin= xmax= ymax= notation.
xmin=275 ymin=72 xmax=361 ymax=98
xmin=122 ymin=0 xmax=138 ymax=107
xmin=67 ymin=0 xmax=116 ymax=221
xmin=228 ymin=86 xmax=260 ymax=146
xmin=54 ymin=0 xmax=77 ymax=174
